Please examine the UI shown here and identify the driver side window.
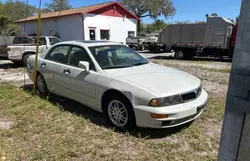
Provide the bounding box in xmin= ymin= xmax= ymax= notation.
xmin=68 ymin=46 xmax=95 ymax=70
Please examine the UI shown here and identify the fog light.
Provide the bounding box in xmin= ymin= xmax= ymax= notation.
xmin=151 ymin=113 xmax=169 ymax=119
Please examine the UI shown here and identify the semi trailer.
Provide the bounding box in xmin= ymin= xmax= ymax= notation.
xmin=148 ymin=16 xmax=238 ymax=59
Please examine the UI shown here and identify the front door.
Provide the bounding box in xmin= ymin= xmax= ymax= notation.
xmin=57 ymin=45 xmax=99 ymax=108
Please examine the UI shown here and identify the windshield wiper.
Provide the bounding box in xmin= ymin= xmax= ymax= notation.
xmin=102 ymin=65 xmax=133 ymax=69
xmin=133 ymin=62 xmax=148 ymax=66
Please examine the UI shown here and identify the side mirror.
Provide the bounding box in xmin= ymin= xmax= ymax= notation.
xmin=79 ymin=61 xmax=89 ymax=73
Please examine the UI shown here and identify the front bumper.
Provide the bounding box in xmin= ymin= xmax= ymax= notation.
xmin=133 ymin=89 xmax=208 ymax=128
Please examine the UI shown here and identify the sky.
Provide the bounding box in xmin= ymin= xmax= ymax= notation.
xmin=3 ymin=0 xmax=242 ymax=23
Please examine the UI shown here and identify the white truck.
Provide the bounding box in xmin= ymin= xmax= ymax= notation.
xmin=8 ymin=36 xmax=61 ymax=65
xmin=126 ymin=33 xmax=159 ymax=50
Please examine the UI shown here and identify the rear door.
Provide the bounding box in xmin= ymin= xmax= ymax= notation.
xmin=41 ymin=45 xmax=71 ymax=95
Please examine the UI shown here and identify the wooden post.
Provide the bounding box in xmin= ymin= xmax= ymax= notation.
xmin=218 ymin=0 xmax=250 ymax=161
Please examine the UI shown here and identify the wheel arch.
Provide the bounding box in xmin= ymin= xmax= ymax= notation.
xmin=101 ymin=89 xmax=133 ymax=112
xmin=22 ymin=51 xmax=36 ymax=59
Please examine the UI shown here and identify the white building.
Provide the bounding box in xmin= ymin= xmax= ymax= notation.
xmin=15 ymin=2 xmax=139 ymax=44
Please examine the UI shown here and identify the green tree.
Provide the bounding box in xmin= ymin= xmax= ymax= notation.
xmin=3 ymin=0 xmax=36 ymax=21
xmin=0 ymin=14 xmax=21 ymax=35
xmin=152 ymin=19 xmax=167 ymax=30
xmin=195 ymin=21 xmax=206 ymax=24
xmin=44 ymin=0 xmax=72 ymax=12
xmin=0 ymin=1 xmax=25 ymax=36
xmin=118 ymin=0 xmax=175 ymax=33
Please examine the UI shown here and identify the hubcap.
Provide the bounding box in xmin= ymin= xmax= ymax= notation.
xmin=108 ymin=100 xmax=128 ymax=127
xmin=37 ymin=75 xmax=45 ymax=94
xmin=177 ymin=51 xmax=184 ymax=58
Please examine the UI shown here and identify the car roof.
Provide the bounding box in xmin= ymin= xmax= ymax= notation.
xmin=55 ymin=40 xmax=123 ymax=47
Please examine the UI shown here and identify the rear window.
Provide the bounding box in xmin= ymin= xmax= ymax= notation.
xmin=13 ymin=36 xmax=35 ymax=44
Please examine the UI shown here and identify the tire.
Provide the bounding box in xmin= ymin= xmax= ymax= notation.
xmin=103 ymin=94 xmax=136 ymax=130
xmin=22 ymin=54 xmax=31 ymax=67
xmin=175 ymin=50 xmax=185 ymax=60
xmin=36 ymin=74 xmax=48 ymax=97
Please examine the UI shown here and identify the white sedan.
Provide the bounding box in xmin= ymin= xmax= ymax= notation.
xmin=27 ymin=41 xmax=208 ymax=130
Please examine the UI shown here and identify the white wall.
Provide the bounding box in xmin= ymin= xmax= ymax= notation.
xmin=84 ymin=14 xmax=137 ymax=44
xmin=17 ymin=15 xmax=83 ymax=41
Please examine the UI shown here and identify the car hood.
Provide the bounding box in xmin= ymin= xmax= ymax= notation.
xmin=105 ymin=63 xmax=201 ymax=96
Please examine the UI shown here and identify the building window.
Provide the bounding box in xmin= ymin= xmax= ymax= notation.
xmin=89 ymin=29 xmax=96 ymax=40
xmin=100 ymin=30 xmax=110 ymax=40
xmin=128 ymin=31 xmax=135 ymax=37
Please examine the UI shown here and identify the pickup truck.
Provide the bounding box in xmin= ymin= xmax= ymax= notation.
xmin=126 ymin=34 xmax=158 ymax=51
xmin=8 ymin=36 xmax=61 ymax=65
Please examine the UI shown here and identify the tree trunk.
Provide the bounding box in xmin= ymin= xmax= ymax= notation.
xmin=137 ymin=20 xmax=141 ymax=36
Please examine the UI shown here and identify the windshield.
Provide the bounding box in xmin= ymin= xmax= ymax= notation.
xmin=88 ymin=45 xmax=148 ymax=69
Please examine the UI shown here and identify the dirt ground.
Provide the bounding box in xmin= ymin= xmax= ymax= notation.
xmin=0 ymin=60 xmax=31 ymax=87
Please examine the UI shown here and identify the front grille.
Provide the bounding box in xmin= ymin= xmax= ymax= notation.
xmin=181 ymin=87 xmax=202 ymax=102
xmin=181 ymin=92 xmax=196 ymax=101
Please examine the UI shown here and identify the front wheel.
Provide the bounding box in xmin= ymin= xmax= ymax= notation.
xmin=104 ymin=94 xmax=136 ymax=130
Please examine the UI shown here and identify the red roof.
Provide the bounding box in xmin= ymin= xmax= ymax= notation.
xmin=15 ymin=2 xmax=139 ymax=22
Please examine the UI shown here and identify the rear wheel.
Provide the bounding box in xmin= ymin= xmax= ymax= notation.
xmin=175 ymin=50 xmax=185 ymax=60
xmin=104 ymin=94 xmax=136 ymax=130
xmin=36 ymin=74 xmax=48 ymax=97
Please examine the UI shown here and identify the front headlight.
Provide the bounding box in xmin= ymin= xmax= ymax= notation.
xmin=149 ymin=95 xmax=183 ymax=107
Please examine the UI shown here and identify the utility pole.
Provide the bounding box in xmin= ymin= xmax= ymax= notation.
xmin=218 ymin=0 xmax=250 ymax=161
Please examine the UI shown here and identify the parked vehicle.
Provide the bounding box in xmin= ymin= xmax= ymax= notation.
xmin=26 ymin=40 xmax=208 ymax=130
xmin=8 ymin=36 xmax=61 ymax=65
xmin=148 ymin=16 xmax=238 ymax=59
xmin=126 ymin=35 xmax=147 ymax=50
xmin=126 ymin=34 xmax=159 ymax=50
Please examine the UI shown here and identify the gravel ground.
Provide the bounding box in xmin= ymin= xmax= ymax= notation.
xmin=0 ymin=60 xmax=31 ymax=87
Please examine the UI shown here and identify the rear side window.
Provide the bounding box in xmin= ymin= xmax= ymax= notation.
xmin=13 ymin=36 xmax=35 ymax=44
xmin=46 ymin=45 xmax=70 ymax=64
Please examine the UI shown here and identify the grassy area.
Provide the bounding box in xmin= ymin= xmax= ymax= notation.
xmin=0 ymin=85 xmax=225 ymax=161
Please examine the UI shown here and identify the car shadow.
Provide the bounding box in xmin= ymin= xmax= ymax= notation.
xmin=0 ymin=61 xmax=23 ymax=69
xmin=20 ymin=84 xmax=192 ymax=139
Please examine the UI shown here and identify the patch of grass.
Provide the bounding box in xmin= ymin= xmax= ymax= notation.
xmin=0 ymin=85 xmax=225 ymax=160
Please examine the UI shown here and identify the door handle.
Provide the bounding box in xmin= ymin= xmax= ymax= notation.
xmin=41 ymin=62 xmax=46 ymax=68
xmin=63 ymin=69 xmax=71 ymax=75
